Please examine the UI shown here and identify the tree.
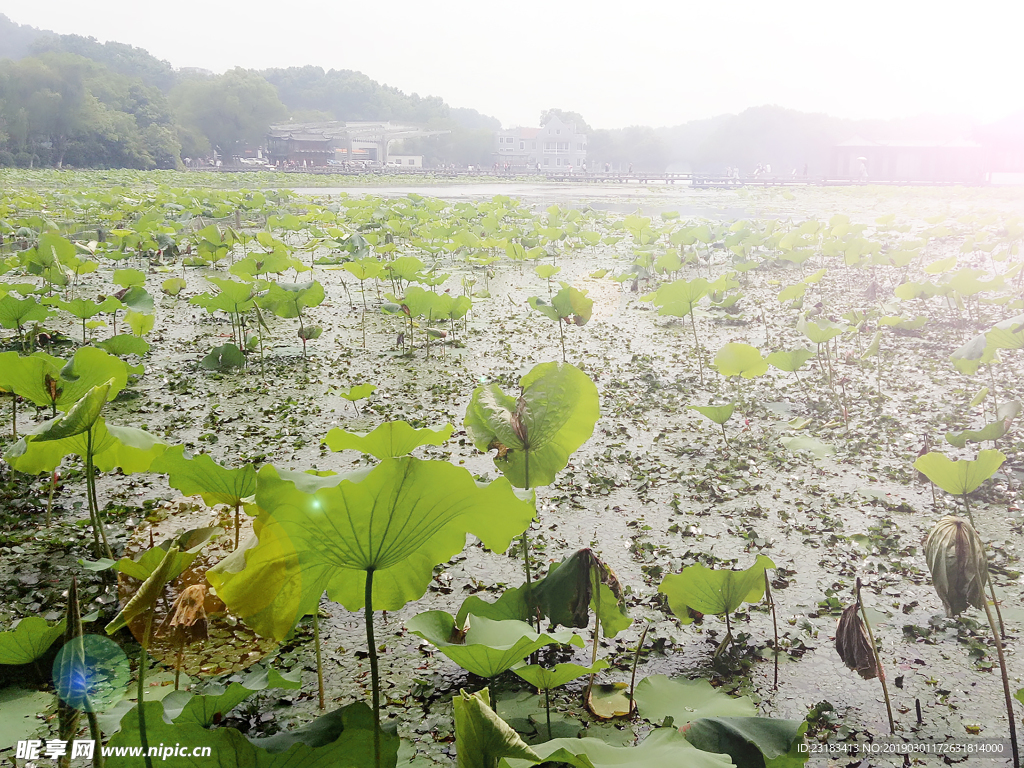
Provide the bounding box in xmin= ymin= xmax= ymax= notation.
xmin=170 ymin=68 xmax=286 ymax=160
xmin=540 ymin=109 xmax=591 ymax=133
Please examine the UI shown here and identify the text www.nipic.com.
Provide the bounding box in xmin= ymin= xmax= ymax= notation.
xmin=101 ymin=745 xmax=213 ymax=759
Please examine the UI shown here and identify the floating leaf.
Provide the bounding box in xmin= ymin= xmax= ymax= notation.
xmin=780 ymin=436 xmax=835 ymax=460
xmin=633 ymin=675 xmax=756 ymax=724
xmin=0 ymin=617 xmax=67 ymax=665
xmin=683 ymin=717 xmax=809 ymax=768
xmin=500 ymin=728 xmax=733 ymax=768
xmin=324 ymin=421 xmax=453 ymax=459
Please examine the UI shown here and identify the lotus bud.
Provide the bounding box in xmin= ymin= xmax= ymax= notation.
xmin=924 ymin=516 xmax=988 ymax=617
xmin=836 ymin=602 xmax=879 ymax=680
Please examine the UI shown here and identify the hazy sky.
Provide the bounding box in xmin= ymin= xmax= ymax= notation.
xmin=8 ymin=1 xmax=1023 ymax=129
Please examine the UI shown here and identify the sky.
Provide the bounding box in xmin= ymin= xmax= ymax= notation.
xmin=6 ymin=0 xmax=1023 ymax=129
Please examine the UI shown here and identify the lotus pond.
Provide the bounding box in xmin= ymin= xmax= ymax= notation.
xmin=1 ymin=170 xmax=1024 ymax=767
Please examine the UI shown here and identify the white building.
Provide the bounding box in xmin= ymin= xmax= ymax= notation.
xmin=494 ymin=115 xmax=587 ymax=171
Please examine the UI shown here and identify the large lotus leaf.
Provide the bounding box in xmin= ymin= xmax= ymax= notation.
xmin=765 ymin=349 xmax=814 ymax=373
xmin=343 ymin=258 xmax=383 ymax=282
xmin=113 ymin=527 xmax=219 ymax=582
xmin=689 ymin=404 xmax=735 ymax=425
xmin=500 ymin=728 xmax=733 ymax=768
xmin=0 ymin=616 xmax=67 ymax=665
xmin=713 ymin=343 xmax=768 ymax=378
xmin=798 ymin=317 xmax=844 ymax=344
xmin=34 ymin=380 xmax=111 ymax=441
xmin=456 ymin=585 xmax=530 ymax=627
xmin=986 ymin=313 xmax=1024 ymax=351
xmin=658 ymin=555 xmax=775 ymax=623
xmin=465 ymin=362 xmax=599 ymax=488
xmin=550 ymin=285 xmax=593 ymax=325
xmin=2 ymin=348 xmax=127 ymax=411
xmin=0 ymin=294 xmax=49 ymax=329
xmin=407 ymin=611 xmax=583 ymax=678
xmin=191 ymin=276 xmax=257 ymax=315
xmin=96 ymin=334 xmax=151 ymax=357
xmin=913 ymin=450 xmax=1006 ymax=496
xmin=151 ymin=445 xmax=257 ymax=508
xmin=512 ymin=660 xmax=608 ymax=691
xmin=265 ymin=280 xmax=325 ymax=318
xmin=945 ymin=420 xmax=1009 ymax=448
xmin=454 ymin=688 xmax=540 ymax=768
xmin=683 ymin=717 xmax=809 ymax=768
xmin=633 ymin=675 xmax=756 ymax=725
xmin=530 ymin=549 xmax=631 ymax=638
xmin=162 ymin=682 xmax=258 ymax=727
xmin=652 ymin=278 xmax=709 ymax=318
xmin=324 ymin=421 xmax=454 ymax=459
xmin=208 ymin=460 xmax=536 ymax=639
xmin=104 ymin=700 xmax=397 ymax=768
xmin=47 ymin=295 xmax=122 ymax=320
xmin=4 ymin=419 xmax=166 ymax=474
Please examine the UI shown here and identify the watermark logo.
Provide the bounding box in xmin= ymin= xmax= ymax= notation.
xmin=51 ymin=634 xmax=130 ymax=712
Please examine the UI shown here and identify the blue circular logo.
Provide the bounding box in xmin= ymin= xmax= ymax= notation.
xmin=52 ymin=634 xmax=131 ymax=712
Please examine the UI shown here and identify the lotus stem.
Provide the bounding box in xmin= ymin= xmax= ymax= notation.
xmin=234 ymin=502 xmax=241 ymax=550
xmin=983 ymin=597 xmax=1020 ymax=768
xmin=586 ymin=568 xmax=602 ymax=704
xmin=628 ymin=622 xmax=651 ymax=710
xmin=765 ymin=571 xmax=779 ymax=690
xmin=558 ymin=318 xmax=566 ymax=363
xmin=86 ymin=710 xmax=104 ymax=768
xmin=856 ymin=578 xmax=895 ymax=734
xmin=962 ymin=494 xmax=1007 ymax=638
xmin=689 ymin=312 xmax=704 ymax=386
xmin=544 ymin=688 xmax=552 ymax=740
xmin=365 ymin=568 xmax=381 ymax=768
xmin=314 ymin=608 xmax=325 ymax=710
xmin=11 ymin=393 xmax=16 ymax=439
xmin=46 ymin=470 xmax=56 ymax=527
xmin=138 ymin=613 xmax=155 ymax=768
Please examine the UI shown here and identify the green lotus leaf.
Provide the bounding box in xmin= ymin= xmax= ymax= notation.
xmin=780 ymin=436 xmax=835 ymax=460
xmin=208 ymin=459 xmax=536 ymax=639
xmin=913 ymin=450 xmax=1006 ymax=496
xmin=201 ymin=343 xmax=245 ymax=371
xmin=151 ymin=445 xmax=257 ymax=508
xmin=4 ymin=419 xmax=166 ymax=475
xmin=343 ymin=258 xmax=383 ymax=281
xmin=985 ymin=313 xmax=1024 ymax=351
xmin=454 ymin=688 xmax=540 ymax=768
xmin=34 ymin=380 xmax=111 ymax=441
xmin=652 ymin=277 xmax=709 ymax=318
xmin=191 ymin=276 xmax=257 ymax=315
xmin=96 ymin=334 xmax=151 ymax=357
xmin=683 ymin=717 xmax=809 ymax=768
xmin=407 ymin=611 xmax=583 ymax=678
xmin=798 ymin=317 xmax=844 ymax=344
xmin=500 ymin=728 xmax=732 ymax=768
xmin=456 ymin=585 xmax=530 ymax=628
xmin=0 ymin=295 xmax=49 ymax=330
xmin=339 ymin=383 xmax=377 ymax=403
xmin=633 ymin=675 xmax=756 ymax=725
xmin=265 ymin=280 xmax=325 ymax=319
xmin=104 ymin=700 xmax=397 ymax=768
xmin=512 ymin=660 xmax=609 ymax=691
xmin=658 ymin=555 xmax=775 ymax=623
xmin=1 ymin=347 xmax=129 ymax=411
xmin=162 ymin=277 xmax=187 ymax=295
xmin=945 ymin=420 xmax=1009 ymax=448
xmin=713 ymin=343 xmax=768 ymax=378
xmin=530 ymin=549 xmax=631 ymax=638
xmin=0 ymin=617 xmax=67 ymax=665
xmin=688 ymin=403 xmax=735 ymax=425
xmin=125 ymin=310 xmax=154 ymax=336
xmin=765 ymin=349 xmax=814 ymax=373
xmin=324 ymin=421 xmax=452 ymax=459
xmin=465 ymin=361 xmax=599 ymax=488
xmin=113 ymin=268 xmax=146 ymax=288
